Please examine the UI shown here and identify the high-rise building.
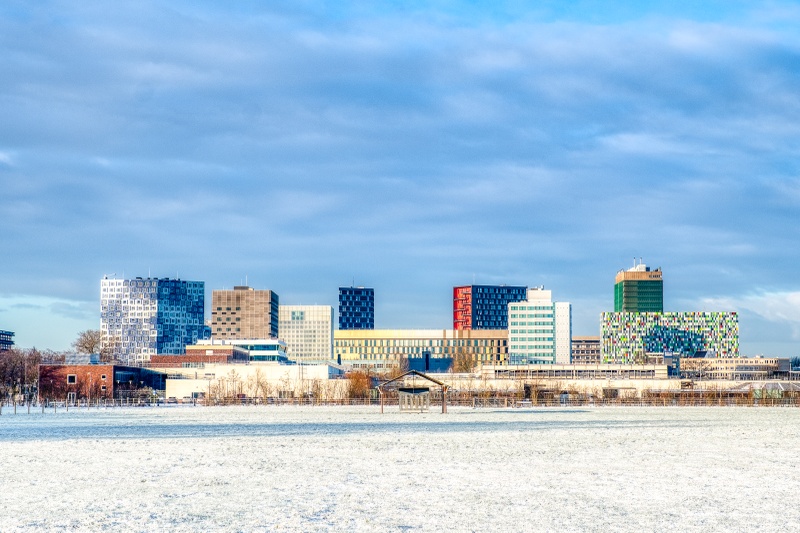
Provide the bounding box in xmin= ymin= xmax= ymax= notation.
xmin=508 ymin=287 xmax=571 ymax=365
xmin=601 ymin=311 xmax=739 ymax=363
xmin=100 ymin=277 xmax=205 ymax=364
xmin=338 ymin=287 xmax=374 ymax=330
xmin=0 ymin=329 xmax=14 ymax=351
xmin=211 ymin=286 xmax=279 ymax=339
xmin=278 ymin=305 xmax=334 ymax=363
xmin=453 ymin=285 xmax=527 ymax=330
xmin=614 ymin=261 xmax=663 ymax=312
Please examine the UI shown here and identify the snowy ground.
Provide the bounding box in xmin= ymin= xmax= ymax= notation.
xmin=1 ymin=405 xmax=799 ymax=532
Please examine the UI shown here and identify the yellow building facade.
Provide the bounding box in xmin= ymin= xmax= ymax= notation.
xmin=333 ymin=329 xmax=508 ymax=371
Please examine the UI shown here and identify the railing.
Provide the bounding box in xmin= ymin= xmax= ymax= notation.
xmin=3 ymin=393 xmax=800 ymax=413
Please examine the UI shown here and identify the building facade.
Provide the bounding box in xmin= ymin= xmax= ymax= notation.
xmin=338 ymin=287 xmax=374 ymax=330
xmin=680 ymin=356 xmax=790 ymax=380
xmin=334 ymin=329 xmax=508 ymax=371
xmin=601 ymin=311 xmax=739 ymax=363
xmin=508 ymin=287 xmax=572 ymax=365
xmin=100 ymin=277 xmax=205 ymax=364
xmin=38 ymin=363 xmax=166 ymax=402
xmin=0 ymin=329 xmax=13 ymax=351
xmin=571 ymin=336 xmax=602 ymax=364
xmin=183 ymin=338 xmax=290 ymax=363
xmin=453 ymin=284 xmax=527 ymax=330
xmin=211 ymin=286 xmax=279 ymax=339
xmin=278 ymin=305 xmax=334 ymax=363
xmin=614 ymin=262 xmax=663 ymax=312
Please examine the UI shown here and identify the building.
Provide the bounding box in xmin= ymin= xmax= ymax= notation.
xmin=278 ymin=305 xmax=334 ymax=363
xmin=508 ymin=287 xmax=572 ymax=365
xmin=100 ymin=277 xmax=205 ymax=364
xmin=339 ymin=287 xmax=374 ymax=330
xmin=334 ymin=329 xmax=508 ymax=371
xmin=183 ymin=338 xmax=291 ymax=363
xmin=0 ymin=329 xmax=13 ymax=351
xmin=163 ymin=361 xmax=346 ymax=402
xmin=571 ymin=336 xmax=602 ymax=364
xmin=453 ymin=285 xmax=527 ymax=330
xmin=680 ymin=356 xmax=790 ymax=380
xmin=38 ymin=358 xmax=166 ymax=402
xmin=601 ymin=311 xmax=739 ymax=364
xmin=614 ymin=261 xmax=663 ymax=312
xmin=211 ymin=286 xmax=279 ymax=339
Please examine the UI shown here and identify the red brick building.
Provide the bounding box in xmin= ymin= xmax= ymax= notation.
xmin=38 ymin=364 xmax=166 ymax=402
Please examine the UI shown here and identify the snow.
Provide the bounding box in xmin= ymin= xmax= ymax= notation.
xmin=1 ymin=406 xmax=799 ymax=531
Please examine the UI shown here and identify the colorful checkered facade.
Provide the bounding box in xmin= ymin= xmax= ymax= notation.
xmin=601 ymin=312 xmax=739 ymax=363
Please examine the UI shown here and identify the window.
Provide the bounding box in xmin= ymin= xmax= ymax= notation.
xmin=67 ymin=374 xmax=77 ymax=384
xmin=101 ymin=374 xmax=107 ymax=380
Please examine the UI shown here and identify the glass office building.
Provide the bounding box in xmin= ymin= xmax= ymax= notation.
xmin=0 ymin=329 xmax=13 ymax=351
xmin=279 ymin=305 xmax=334 ymax=363
xmin=339 ymin=287 xmax=374 ymax=330
xmin=614 ymin=262 xmax=663 ymax=312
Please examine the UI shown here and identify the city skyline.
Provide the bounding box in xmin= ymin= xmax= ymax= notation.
xmin=2 ymin=2 xmax=800 ymax=356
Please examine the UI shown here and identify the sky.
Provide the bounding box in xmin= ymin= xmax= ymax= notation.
xmin=2 ymin=1 xmax=800 ymax=356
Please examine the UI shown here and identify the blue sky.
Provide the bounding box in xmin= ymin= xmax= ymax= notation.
xmin=2 ymin=1 xmax=800 ymax=356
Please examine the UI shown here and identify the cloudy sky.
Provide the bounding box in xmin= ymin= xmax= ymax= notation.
xmin=2 ymin=1 xmax=800 ymax=356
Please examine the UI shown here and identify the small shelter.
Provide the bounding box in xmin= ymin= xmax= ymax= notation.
xmin=378 ymin=370 xmax=448 ymax=414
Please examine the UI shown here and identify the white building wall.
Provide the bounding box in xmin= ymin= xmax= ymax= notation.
xmin=165 ymin=362 xmax=345 ymax=399
xmin=554 ymin=302 xmax=572 ymax=364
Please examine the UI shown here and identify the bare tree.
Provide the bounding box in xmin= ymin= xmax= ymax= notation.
xmin=72 ymin=330 xmax=117 ymax=362
xmin=452 ymin=349 xmax=475 ymax=373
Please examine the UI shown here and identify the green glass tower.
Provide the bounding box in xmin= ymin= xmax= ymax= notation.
xmin=614 ymin=262 xmax=663 ymax=312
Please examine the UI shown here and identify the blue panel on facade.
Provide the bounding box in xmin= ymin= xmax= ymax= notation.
xmin=469 ymin=285 xmax=527 ymax=330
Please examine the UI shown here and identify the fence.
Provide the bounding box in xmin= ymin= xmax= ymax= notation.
xmin=3 ymin=391 xmax=800 ymax=414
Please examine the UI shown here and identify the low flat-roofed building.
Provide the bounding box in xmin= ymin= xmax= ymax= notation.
xmin=182 ymin=338 xmax=290 ymax=363
xmin=164 ymin=361 xmax=346 ymax=401
xmin=39 ymin=362 xmax=166 ymax=402
xmin=680 ymin=356 xmax=790 ymax=380
xmin=481 ymin=363 xmax=670 ymax=381
xmin=334 ymin=329 xmax=508 ymax=372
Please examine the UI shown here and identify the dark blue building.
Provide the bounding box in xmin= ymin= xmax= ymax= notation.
xmin=339 ymin=287 xmax=374 ymax=330
xmin=0 ymin=329 xmax=14 ymax=351
xmin=453 ymin=285 xmax=528 ymax=330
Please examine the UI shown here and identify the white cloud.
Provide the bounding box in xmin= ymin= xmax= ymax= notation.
xmin=701 ymin=291 xmax=800 ymax=339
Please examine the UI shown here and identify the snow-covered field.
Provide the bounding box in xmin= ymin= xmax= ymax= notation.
xmin=1 ymin=405 xmax=799 ymax=532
